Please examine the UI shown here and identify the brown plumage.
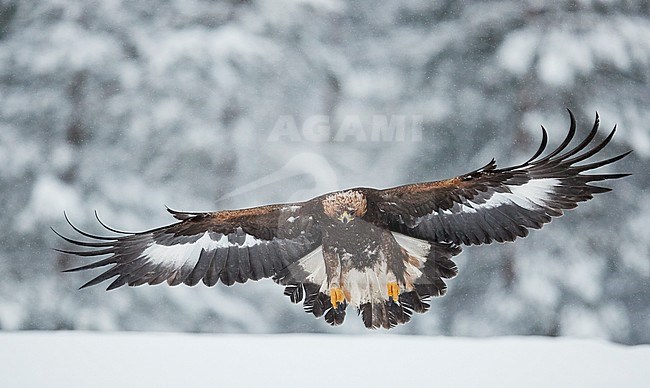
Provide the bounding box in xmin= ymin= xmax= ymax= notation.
xmin=54 ymin=110 xmax=630 ymax=329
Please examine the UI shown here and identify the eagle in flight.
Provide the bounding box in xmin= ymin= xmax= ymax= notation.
xmin=55 ymin=111 xmax=629 ymax=329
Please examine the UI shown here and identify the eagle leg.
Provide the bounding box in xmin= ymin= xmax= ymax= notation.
xmin=329 ymin=286 xmax=346 ymax=310
xmin=387 ymin=282 xmax=400 ymax=302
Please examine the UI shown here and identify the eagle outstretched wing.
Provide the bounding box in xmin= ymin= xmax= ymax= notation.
xmin=366 ymin=110 xmax=630 ymax=245
xmin=54 ymin=202 xmax=322 ymax=290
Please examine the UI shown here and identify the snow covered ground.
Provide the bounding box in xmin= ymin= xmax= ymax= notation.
xmin=1 ymin=332 xmax=647 ymax=388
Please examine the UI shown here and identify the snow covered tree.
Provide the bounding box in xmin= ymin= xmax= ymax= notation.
xmin=0 ymin=0 xmax=647 ymax=343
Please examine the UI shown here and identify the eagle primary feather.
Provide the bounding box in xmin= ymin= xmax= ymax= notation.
xmin=54 ymin=110 xmax=630 ymax=329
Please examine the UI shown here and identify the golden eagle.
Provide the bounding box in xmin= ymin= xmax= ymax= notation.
xmin=54 ymin=111 xmax=629 ymax=329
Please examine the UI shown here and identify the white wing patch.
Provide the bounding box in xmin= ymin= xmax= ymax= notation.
xmin=141 ymin=231 xmax=264 ymax=269
xmin=509 ymin=178 xmax=559 ymax=205
xmin=477 ymin=178 xmax=559 ymax=211
xmin=428 ymin=177 xmax=560 ymax=220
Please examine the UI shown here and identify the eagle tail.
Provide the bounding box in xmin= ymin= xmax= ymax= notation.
xmin=360 ymin=238 xmax=459 ymax=329
xmin=355 ymin=240 xmax=461 ymax=329
xmin=358 ymin=299 xmax=413 ymax=329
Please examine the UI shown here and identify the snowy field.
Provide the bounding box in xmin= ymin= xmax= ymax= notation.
xmin=1 ymin=332 xmax=647 ymax=388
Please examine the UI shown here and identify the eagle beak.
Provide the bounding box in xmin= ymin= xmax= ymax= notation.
xmin=338 ymin=211 xmax=354 ymax=224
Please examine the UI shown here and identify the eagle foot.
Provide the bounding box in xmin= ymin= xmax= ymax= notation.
xmin=387 ymin=282 xmax=400 ymax=302
xmin=329 ymin=287 xmax=346 ymax=310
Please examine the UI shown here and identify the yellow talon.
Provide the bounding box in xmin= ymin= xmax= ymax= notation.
xmin=387 ymin=282 xmax=400 ymax=302
xmin=330 ymin=287 xmax=346 ymax=308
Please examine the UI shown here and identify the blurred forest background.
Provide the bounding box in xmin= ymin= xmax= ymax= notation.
xmin=0 ymin=0 xmax=648 ymax=344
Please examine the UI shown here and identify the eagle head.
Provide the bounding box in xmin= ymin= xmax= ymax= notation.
xmin=322 ymin=190 xmax=367 ymax=223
